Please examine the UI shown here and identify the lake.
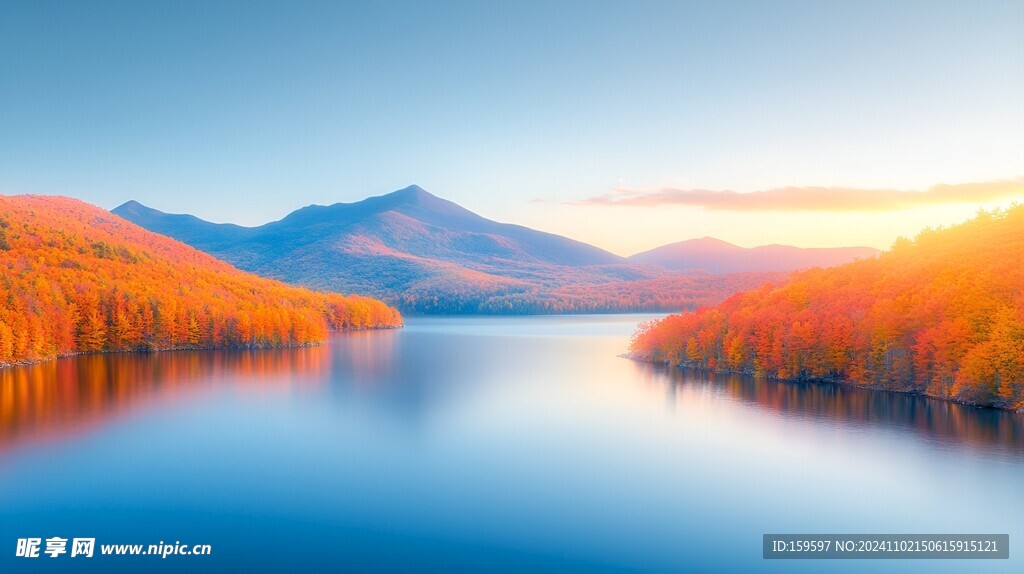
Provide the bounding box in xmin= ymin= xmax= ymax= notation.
xmin=1 ymin=315 xmax=1022 ymax=573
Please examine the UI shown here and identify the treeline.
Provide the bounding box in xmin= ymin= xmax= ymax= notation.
xmin=0 ymin=196 xmax=402 ymax=366
xmin=631 ymin=206 xmax=1024 ymax=410
xmin=395 ymin=272 xmax=783 ymax=314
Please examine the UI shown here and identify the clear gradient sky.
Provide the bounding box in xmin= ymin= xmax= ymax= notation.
xmin=2 ymin=0 xmax=1022 ymax=255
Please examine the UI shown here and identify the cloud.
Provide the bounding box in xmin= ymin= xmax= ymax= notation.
xmin=574 ymin=177 xmax=1024 ymax=211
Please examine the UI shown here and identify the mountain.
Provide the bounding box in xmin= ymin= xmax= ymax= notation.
xmin=630 ymin=206 xmax=1024 ymax=410
xmin=0 ymin=195 xmax=401 ymax=367
xmin=112 ymin=185 xmax=815 ymax=314
xmin=115 ymin=185 xmax=620 ymax=267
xmin=628 ymin=237 xmax=880 ymax=273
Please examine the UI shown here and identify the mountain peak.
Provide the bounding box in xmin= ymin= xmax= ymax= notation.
xmin=374 ymin=184 xmax=476 ymax=220
xmin=113 ymin=199 xmax=148 ymax=212
xmin=687 ymin=237 xmax=739 ymax=248
xmin=397 ymin=184 xmax=428 ymax=194
xmin=112 ymin=199 xmax=165 ymax=219
xmin=391 ymin=184 xmax=434 ymax=201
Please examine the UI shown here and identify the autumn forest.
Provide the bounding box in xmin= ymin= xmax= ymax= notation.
xmin=0 ymin=196 xmax=402 ymax=367
xmin=631 ymin=205 xmax=1024 ymax=410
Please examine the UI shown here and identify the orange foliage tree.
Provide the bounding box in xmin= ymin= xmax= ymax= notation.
xmin=0 ymin=195 xmax=402 ymax=367
xmin=631 ymin=206 xmax=1024 ymax=410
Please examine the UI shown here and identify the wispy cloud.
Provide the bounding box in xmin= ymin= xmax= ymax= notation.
xmin=574 ymin=177 xmax=1024 ymax=211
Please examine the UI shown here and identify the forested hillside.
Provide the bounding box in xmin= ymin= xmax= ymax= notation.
xmin=631 ymin=206 xmax=1024 ymax=410
xmin=0 ymin=195 xmax=402 ymax=367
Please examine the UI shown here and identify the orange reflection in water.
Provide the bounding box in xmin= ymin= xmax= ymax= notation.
xmin=638 ymin=364 xmax=1024 ymax=457
xmin=336 ymin=329 xmax=399 ymax=387
xmin=0 ymin=346 xmax=329 ymax=455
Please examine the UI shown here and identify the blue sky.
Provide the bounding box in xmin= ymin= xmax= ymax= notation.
xmin=2 ymin=0 xmax=1022 ymax=254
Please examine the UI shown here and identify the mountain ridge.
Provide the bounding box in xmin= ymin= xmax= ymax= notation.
xmin=112 ymin=186 xmax=873 ymax=314
xmin=114 ymin=185 xmax=623 ymax=268
xmin=628 ymin=236 xmax=880 ymax=273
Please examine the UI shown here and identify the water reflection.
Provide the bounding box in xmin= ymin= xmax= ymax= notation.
xmin=325 ymin=327 xmax=569 ymax=425
xmin=0 ymin=346 xmax=328 ymax=454
xmin=3 ymin=321 xmax=1022 ymax=463
xmin=636 ymin=363 xmax=1024 ymax=457
xmin=0 ymin=317 xmax=1021 ymax=574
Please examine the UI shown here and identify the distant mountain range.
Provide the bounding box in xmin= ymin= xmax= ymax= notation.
xmin=628 ymin=237 xmax=879 ymax=274
xmin=112 ymin=185 xmax=875 ymax=314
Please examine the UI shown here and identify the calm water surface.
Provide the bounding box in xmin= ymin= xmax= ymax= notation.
xmin=1 ymin=315 xmax=1022 ymax=573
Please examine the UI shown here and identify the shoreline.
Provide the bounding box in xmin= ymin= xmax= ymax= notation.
xmin=0 ymin=324 xmax=403 ymax=371
xmin=622 ymin=352 xmax=1024 ymax=414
